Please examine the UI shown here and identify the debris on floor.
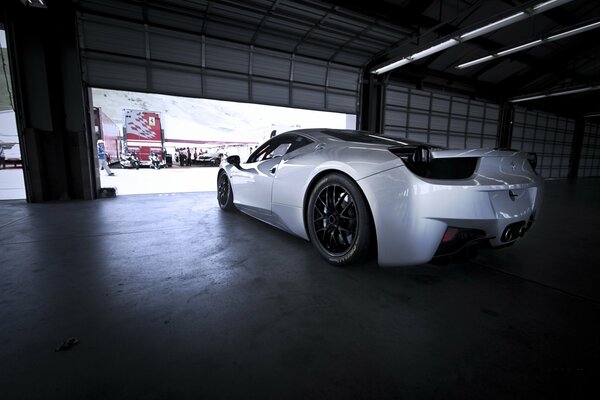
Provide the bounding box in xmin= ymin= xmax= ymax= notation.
xmin=54 ymin=337 xmax=80 ymax=352
xmin=99 ymin=187 xmax=117 ymax=198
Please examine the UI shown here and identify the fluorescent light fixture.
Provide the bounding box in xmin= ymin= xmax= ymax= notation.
xmin=497 ymin=39 xmax=542 ymax=56
xmin=371 ymin=0 xmax=574 ymax=75
xmin=510 ymin=85 xmax=600 ymax=103
xmin=510 ymin=94 xmax=547 ymax=102
xmin=457 ymin=19 xmax=600 ymax=69
xmin=409 ymin=39 xmax=459 ymax=61
xmin=459 ymin=12 xmax=525 ymax=40
xmin=373 ymin=58 xmax=412 ymax=75
xmin=547 ymin=20 xmax=600 ymax=41
xmin=457 ymin=55 xmax=495 ymax=69
xmin=373 ymin=39 xmax=459 ymax=74
xmin=546 ymin=86 xmax=596 ymax=97
xmin=583 ymin=112 xmax=600 ymax=118
xmin=533 ymin=0 xmax=558 ymax=10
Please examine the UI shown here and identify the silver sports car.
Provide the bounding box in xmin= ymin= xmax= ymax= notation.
xmin=217 ymin=129 xmax=543 ymax=267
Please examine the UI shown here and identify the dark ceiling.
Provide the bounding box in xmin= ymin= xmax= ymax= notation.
xmin=326 ymin=0 xmax=600 ymax=117
xmin=76 ymin=0 xmax=600 ymax=117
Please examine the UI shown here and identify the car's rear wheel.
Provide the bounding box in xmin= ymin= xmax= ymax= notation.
xmin=307 ymin=173 xmax=371 ymax=266
xmin=217 ymin=171 xmax=236 ymax=211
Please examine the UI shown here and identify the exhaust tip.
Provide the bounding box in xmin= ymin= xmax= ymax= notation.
xmin=501 ymin=221 xmax=527 ymax=243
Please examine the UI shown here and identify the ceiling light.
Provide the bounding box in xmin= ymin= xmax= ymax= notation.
xmin=532 ymin=0 xmax=559 ymax=10
xmin=373 ymin=59 xmax=412 ymax=75
xmin=409 ymin=39 xmax=459 ymax=61
xmin=459 ymin=12 xmax=525 ymax=40
xmin=510 ymin=85 xmax=600 ymax=103
xmin=497 ymin=39 xmax=542 ymax=56
xmin=371 ymin=0 xmax=573 ymax=75
xmin=547 ymin=20 xmax=600 ymax=41
xmin=457 ymin=19 xmax=600 ymax=69
xmin=457 ymin=55 xmax=495 ymax=69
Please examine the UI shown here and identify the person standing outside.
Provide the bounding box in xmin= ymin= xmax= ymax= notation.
xmin=186 ymin=147 xmax=192 ymax=166
xmin=0 ymin=145 xmax=5 ymax=169
xmin=97 ymin=140 xmax=114 ymax=176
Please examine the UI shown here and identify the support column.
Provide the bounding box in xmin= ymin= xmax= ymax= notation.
xmin=359 ymin=70 xmax=385 ymax=134
xmin=568 ymin=117 xmax=585 ymax=181
xmin=497 ymin=101 xmax=515 ymax=149
xmin=3 ymin=1 xmax=96 ymax=202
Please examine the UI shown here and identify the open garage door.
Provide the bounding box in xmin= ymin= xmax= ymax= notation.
xmin=77 ymin=0 xmax=360 ymax=114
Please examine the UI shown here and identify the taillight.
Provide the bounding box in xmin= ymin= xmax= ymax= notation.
xmin=389 ymin=146 xmax=478 ymax=179
xmin=389 ymin=145 xmax=431 ymax=177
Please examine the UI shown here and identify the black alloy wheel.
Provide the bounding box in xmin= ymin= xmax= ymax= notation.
xmin=307 ymin=173 xmax=371 ymax=266
xmin=217 ymin=171 xmax=236 ymax=211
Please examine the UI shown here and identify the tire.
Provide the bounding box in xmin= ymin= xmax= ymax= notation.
xmin=217 ymin=171 xmax=236 ymax=211
xmin=307 ymin=173 xmax=372 ymax=266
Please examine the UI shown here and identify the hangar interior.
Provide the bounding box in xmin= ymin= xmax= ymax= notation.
xmin=1 ymin=0 xmax=599 ymax=398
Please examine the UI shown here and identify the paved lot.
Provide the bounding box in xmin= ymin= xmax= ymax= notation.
xmin=0 ymin=179 xmax=598 ymax=399
xmin=0 ymin=166 xmax=219 ymax=200
xmin=100 ymin=165 xmax=219 ymax=195
xmin=0 ymin=168 xmax=26 ymax=200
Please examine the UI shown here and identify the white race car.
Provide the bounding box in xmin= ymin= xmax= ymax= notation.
xmin=217 ymin=129 xmax=543 ymax=267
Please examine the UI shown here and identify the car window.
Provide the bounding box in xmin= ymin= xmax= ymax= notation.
xmin=287 ymin=136 xmax=313 ymax=153
xmin=270 ymin=143 xmax=291 ymax=158
xmin=247 ymin=135 xmax=310 ymax=163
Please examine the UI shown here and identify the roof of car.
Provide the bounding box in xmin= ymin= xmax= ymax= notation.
xmin=283 ymin=128 xmax=426 ymax=147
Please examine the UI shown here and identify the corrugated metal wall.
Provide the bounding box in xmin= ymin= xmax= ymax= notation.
xmin=77 ymin=1 xmax=360 ymax=114
xmin=384 ymin=83 xmax=499 ymax=149
xmin=579 ymin=121 xmax=600 ymax=177
xmin=383 ymin=83 xmax=588 ymax=180
xmin=512 ymin=108 xmax=575 ymax=179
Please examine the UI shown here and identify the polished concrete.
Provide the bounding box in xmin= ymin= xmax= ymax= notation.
xmin=0 ymin=179 xmax=598 ymax=399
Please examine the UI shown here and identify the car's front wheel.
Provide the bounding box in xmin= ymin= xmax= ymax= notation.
xmin=307 ymin=173 xmax=372 ymax=266
xmin=217 ymin=171 xmax=236 ymax=211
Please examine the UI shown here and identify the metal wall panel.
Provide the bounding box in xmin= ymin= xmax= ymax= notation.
xmin=205 ymin=72 xmax=248 ymax=102
xmin=294 ymin=59 xmax=326 ymax=86
xmin=292 ymin=84 xmax=325 ymax=109
xmin=150 ymin=30 xmax=202 ymax=66
xmin=152 ymin=67 xmax=202 ymax=97
xmin=205 ymin=39 xmax=249 ymax=74
xmin=81 ymin=18 xmax=146 ymax=58
xmin=253 ymin=51 xmax=290 ymax=80
xmin=78 ymin=1 xmax=359 ymax=114
xmin=252 ymin=79 xmax=289 ymax=105
xmin=384 ymin=83 xmax=499 ymax=150
xmin=85 ymin=57 xmax=147 ymax=91
xmin=578 ymin=122 xmax=600 ymax=177
xmin=512 ymin=108 xmax=575 ymax=179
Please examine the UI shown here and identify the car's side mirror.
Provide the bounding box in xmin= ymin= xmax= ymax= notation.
xmin=227 ymin=155 xmax=241 ymax=168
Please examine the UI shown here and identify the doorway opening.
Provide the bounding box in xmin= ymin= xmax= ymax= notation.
xmin=91 ymin=88 xmax=355 ymax=196
xmin=0 ymin=28 xmax=25 ymax=200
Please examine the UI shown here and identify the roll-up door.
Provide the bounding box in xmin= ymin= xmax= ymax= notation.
xmin=512 ymin=108 xmax=575 ymax=179
xmin=383 ymin=83 xmax=499 ymax=150
xmin=578 ymin=122 xmax=600 ymax=178
xmin=77 ymin=0 xmax=359 ymax=114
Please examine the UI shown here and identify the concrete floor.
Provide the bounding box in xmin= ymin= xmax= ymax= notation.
xmin=0 ymin=179 xmax=598 ymax=399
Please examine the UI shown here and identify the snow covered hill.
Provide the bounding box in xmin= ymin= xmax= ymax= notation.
xmin=91 ymin=88 xmax=353 ymax=144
